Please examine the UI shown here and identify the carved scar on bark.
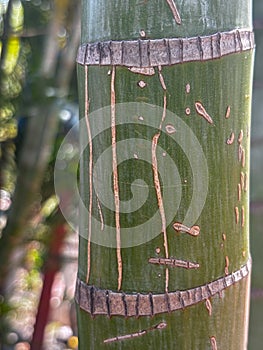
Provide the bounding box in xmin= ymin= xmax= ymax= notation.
xmin=173 ymin=222 xmax=200 ymax=236
xmin=97 ymin=197 xmax=104 ymax=231
xmin=210 ymin=336 xmax=218 ymax=350
xmin=149 ymin=257 xmax=200 ymax=269
xmin=166 ymin=0 xmax=181 ymax=24
xmin=226 ymin=132 xmax=235 ymax=145
xmin=111 ymin=66 xmax=122 ymax=291
xmin=205 ymin=298 xmax=212 ymax=316
xmin=152 ymin=92 xmax=170 ymax=292
xmin=195 ymin=102 xmax=214 ymax=124
xmin=128 ymin=67 xmax=155 ymax=76
xmin=84 ymin=66 xmax=93 ymax=284
xmin=104 ymin=322 xmax=167 ymax=344
xmin=158 ymin=66 xmax=167 ymax=90
xmin=225 ymin=105 xmax=231 ymax=119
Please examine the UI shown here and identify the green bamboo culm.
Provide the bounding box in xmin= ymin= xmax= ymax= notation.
xmin=76 ymin=1 xmax=254 ymax=349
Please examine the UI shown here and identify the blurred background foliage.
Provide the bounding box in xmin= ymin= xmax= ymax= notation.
xmin=0 ymin=0 xmax=262 ymax=349
xmin=0 ymin=1 xmax=79 ymax=349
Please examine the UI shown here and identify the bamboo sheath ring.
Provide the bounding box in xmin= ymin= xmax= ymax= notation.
xmin=76 ymin=29 xmax=254 ymax=68
xmin=75 ymin=258 xmax=251 ymax=318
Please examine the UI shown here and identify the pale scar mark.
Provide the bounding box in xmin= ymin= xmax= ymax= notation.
xmin=240 ymin=172 xmax=245 ymax=190
xmin=111 ymin=66 xmax=122 ymax=291
xmin=238 ymin=130 xmax=243 ymax=143
xmin=139 ymin=29 xmax=146 ymax=38
xmin=158 ymin=65 xmax=167 ymax=90
xmin=225 ymin=105 xmax=231 ymax=119
xmin=84 ymin=66 xmax=93 ymax=284
xmin=173 ymin=222 xmax=200 ymax=237
xmin=205 ymin=298 xmax=212 ymax=316
xmin=152 ymin=92 xmax=170 ymax=292
xmin=234 ymin=206 xmax=239 ymax=224
xmin=165 ymin=124 xmax=176 ymax=134
xmin=195 ymin=102 xmax=214 ymax=124
xmin=238 ymin=183 xmax=241 ymax=201
xmin=241 ymin=206 xmax=245 ymax=227
xmin=225 ymin=256 xmax=229 ymax=276
xmin=149 ymin=257 xmax=200 ymax=269
xmin=226 ymin=132 xmax=235 ymax=145
xmin=185 ymin=107 xmax=191 ymax=115
xmin=138 ymin=80 xmax=147 ymax=88
xmin=241 ymin=148 xmax=246 ymax=167
xmin=210 ymin=336 xmax=218 ymax=350
xmin=128 ymin=67 xmax=155 ymax=75
xmin=165 ymin=0 xmax=181 ymax=24
xmin=155 ymin=247 xmax=161 ymax=254
xmin=244 ymin=172 xmax=248 ymax=192
xmin=104 ymin=322 xmax=167 ymax=344
xmin=97 ymin=197 xmax=104 ymax=231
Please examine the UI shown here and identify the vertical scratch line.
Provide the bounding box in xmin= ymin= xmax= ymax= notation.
xmin=97 ymin=197 xmax=104 ymax=231
xmin=152 ymin=93 xmax=169 ymax=292
xmin=111 ymin=66 xmax=122 ymax=291
xmin=84 ymin=66 xmax=93 ymax=284
xmin=166 ymin=0 xmax=181 ymax=24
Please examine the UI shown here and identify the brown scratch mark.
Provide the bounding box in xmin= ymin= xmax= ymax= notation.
xmin=152 ymin=93 xmax=169 ymax=292
xmin=149 ymin=257 xmax=200 ymax=269
xmin=185 ymin=83 xmax=190 ymax=94
xmin=235 ymin=206 xmax=239 ymax=224
xmin=173 ymin=222 xmax=200 ymax=237
xmin=195 ymin=102 xmax=214 ymax=124
xmin=238 ymin=144 xmax=245 ymax=164
xmin=244 ymin=172 xmax=248 ymax=192
xmin=111 ymin=66 xmax=122 ymax=291
xmin=241 ymin=206 xmax=245 ymax=227
xmin=84 ymin=66 xmax=93 ymax=284
xmin=225 ymin=105 xmax=231 ymax=119
xmin=205 ymin=298 xmax=212 ymax=316
xmin=129 ymin=67 xmax=155 ymax=75
xmin=225 ymin=256 xmax=229 ymax=276
xmin=238 ymin=183 xmax=241 ymax=201
xmin=241 ymin=148 xmax=246 ymax=167
xmin=210 ymin=336 xmax=218 ymax=350
xmin=97 ymin=197 xmax=104 ymax=231
xmin=238 ymin=129 xmax=244 ymax=143
xmin=158 ymin=66 xmax=167 ymax=90
xmin=185 ymin=107 xmax=191 ymax=115
xmin=240 ymin=172 xmax=245 ymax=190
xmin=104 ymin=322 xmax=167 ymax=344
xmin=166 ymin=0 xmax=181 ymax=24
xmin=226 ymin=132 xmax=235 ymax=145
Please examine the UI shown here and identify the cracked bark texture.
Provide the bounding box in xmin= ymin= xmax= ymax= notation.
xmin=76 ymin=1 xmax=254 ymax=349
